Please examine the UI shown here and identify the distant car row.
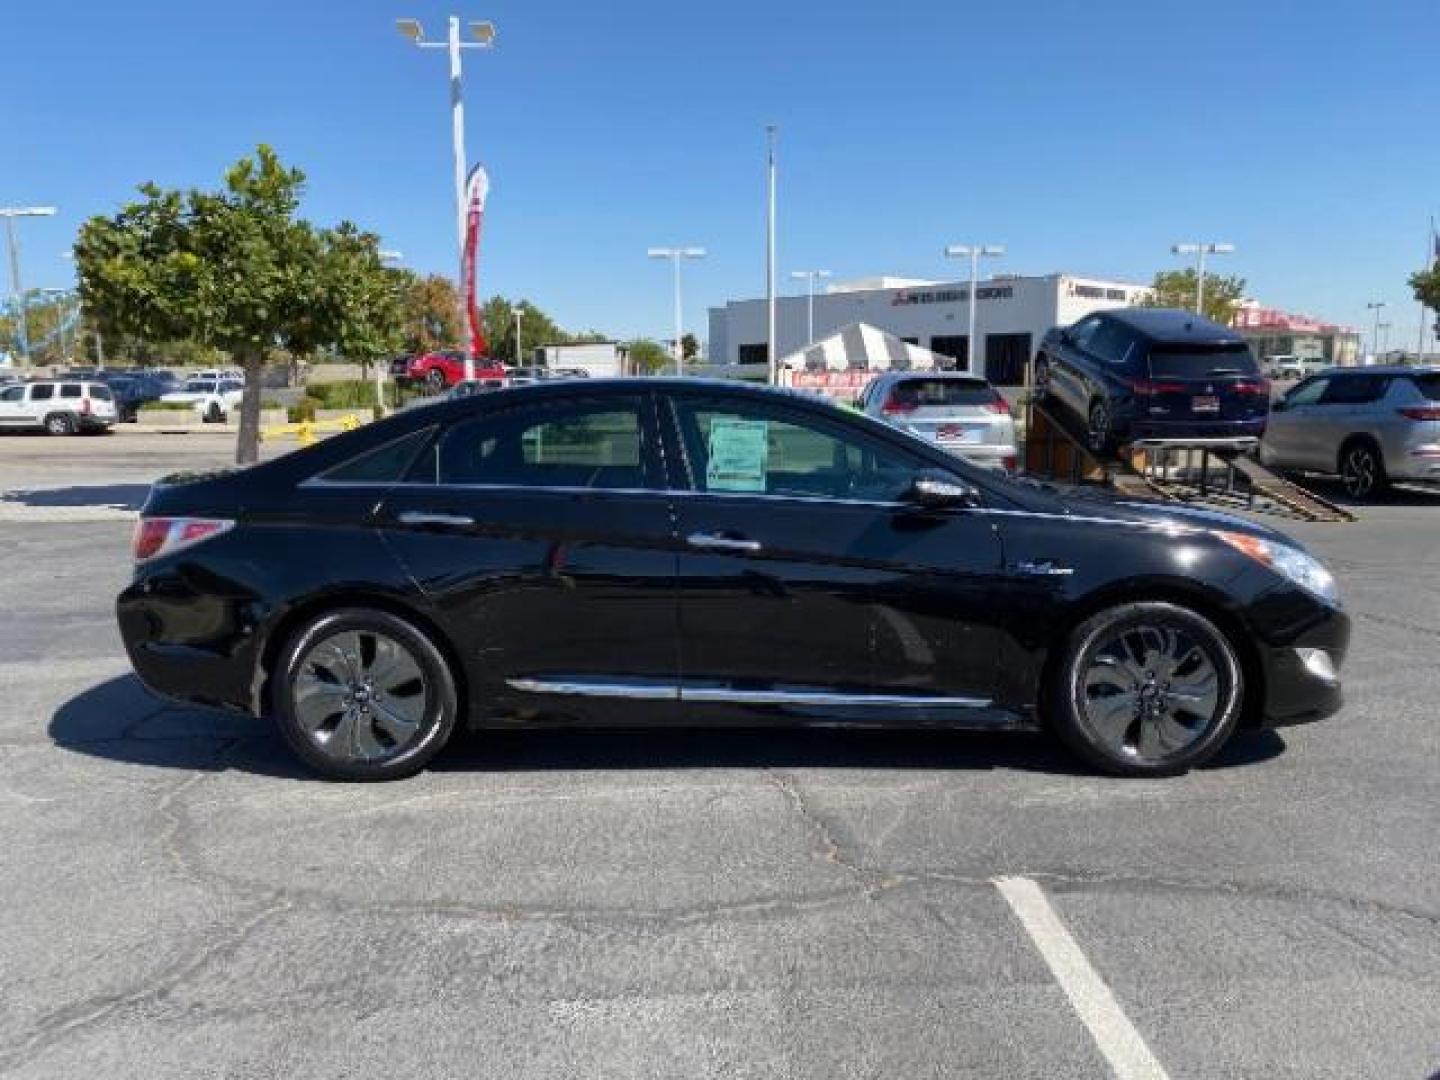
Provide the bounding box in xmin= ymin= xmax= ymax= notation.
xmin=389 ymin=351 xmax=592 ymax=391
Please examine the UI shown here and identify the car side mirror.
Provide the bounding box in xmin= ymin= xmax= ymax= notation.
xmin=902 ymin=471 xmax=981 ymax=510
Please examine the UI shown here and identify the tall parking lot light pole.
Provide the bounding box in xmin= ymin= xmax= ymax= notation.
xmin=647 ymin=247 xmax=705 ymax=376
xmin=1377 ymin=321 xmax=1392 ymax=358
xmin=1366 ymin=301 xmax=1387 ymax=361
xmin=789 ymin=270 xmax=832 ymax=345
xmin=766 ymin=125 xmax=778 ymax=385
xmin=1171 ymin=241 xmax=1234 ymax=316
xmin=2 ymin=206 xmax=57 ymax=366
xmin=396 ymin=15 xmax=496 ymax=381
xmin=944 ymin=244 xmax=1005 ymax=375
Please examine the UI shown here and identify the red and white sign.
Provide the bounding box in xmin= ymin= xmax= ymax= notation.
xmin=462 ymin=164 xmax=490 ymax=360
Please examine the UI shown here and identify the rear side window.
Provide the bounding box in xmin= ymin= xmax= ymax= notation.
xmin=59 ymin=384 xmax=82 ymax=399
xmin=318 ymin=427 xmax=434 ymax=484
xmin=1409 ymin=374 xmax=1440 ymax=401
xmin=431 ymin=399 xmax=649 ymax=490
xmin=30 ymin=384 xmax=54 ymax=401
xmin=1147 ymin=344 xmax=1259 ymax=379
xmin=889 ymin=378 xmax=1001 ymax=407
xmin=1319 ymin=375 xmax=1389 ymax=405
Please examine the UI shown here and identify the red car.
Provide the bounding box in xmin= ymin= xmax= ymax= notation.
xmin=394 ymin=351 xmax=505 ymax=391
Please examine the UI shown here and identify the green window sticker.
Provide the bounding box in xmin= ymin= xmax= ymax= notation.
xmin=706 ymin=418 xmax=769 ymax=492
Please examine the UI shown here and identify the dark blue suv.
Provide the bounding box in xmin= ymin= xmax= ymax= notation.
xmin=1036 ymin=308 xmax=1270 ymax=452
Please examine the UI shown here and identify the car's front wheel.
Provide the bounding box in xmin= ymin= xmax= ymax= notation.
xmin=426 ymin=368 xmax=447 ymax=393
xmin=1050 ymin=601 xmax=1244 ymax=777
xmin=273 ymin=608 xmax=460 ymax=781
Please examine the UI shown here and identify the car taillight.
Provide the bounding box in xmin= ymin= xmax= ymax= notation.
xmin=132 ymin=516 xmax=234 ymax=562
xmin=1398 ymin=406 xmax=1440 ymax=421
xmin=1127 ymin=379 xmax=1187 ymax=395
xmin=983 ymin=395 xmax=1012 ymax=415
xmin=882 ymin=395 xmax=917 ymax=415
xmin=1002 ymin=454 xmax=1017 ymax=473
xmin=80 ymin=397 xmax=92 ymax=415
xmin=1232 ymin=379 xmax=1272 ymax=397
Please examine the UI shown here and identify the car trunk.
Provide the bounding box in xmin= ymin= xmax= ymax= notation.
xmin=1139 ymin=344 xmax=1269 ymax=423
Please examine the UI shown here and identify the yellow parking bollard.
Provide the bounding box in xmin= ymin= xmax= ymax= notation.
xmin=296 ymin=421 xmax=316 ymax=447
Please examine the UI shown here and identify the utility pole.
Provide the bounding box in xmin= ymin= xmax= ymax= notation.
xmin=765 ymin=124 xmax=778 ymax=384
xmin=943 ymin=243 xmax=1005 ymax=375
xmin=396 ymin=15 xmax=496 ymax=382
xmin=1366 ymin=301 xmax=1387 ymax=361
xmin=647 ymin=247 xmax=706 ymax=376
xmin=1 ymin=206 xmax=57 ymax=366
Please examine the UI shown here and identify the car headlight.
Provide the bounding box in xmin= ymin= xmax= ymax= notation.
xmin=1214 ymin=531 xmax=1340 ymax=606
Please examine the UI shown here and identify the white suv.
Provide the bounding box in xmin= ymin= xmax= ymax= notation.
xmin=0 ymin=380 xmax=119 ymax=435
xmin=161 ymin=377 xmax=245 ymax=422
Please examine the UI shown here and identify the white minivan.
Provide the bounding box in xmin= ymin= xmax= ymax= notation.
xmin=0 ymin=380 xmax=118 ymax=435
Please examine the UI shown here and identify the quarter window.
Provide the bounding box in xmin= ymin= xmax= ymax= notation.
xmin=672 ymin=397 xmax=921 ymax=502
xmin=431 ymin=399 xmax=650 ymax=490
xmin=318 ymin=428 xmax=435 ymax=484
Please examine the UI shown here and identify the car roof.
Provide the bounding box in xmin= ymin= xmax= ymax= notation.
xmin=1098 ymin=307 xmax=1245 ymax=345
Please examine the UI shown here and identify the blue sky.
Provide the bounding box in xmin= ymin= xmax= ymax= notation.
xmin=4 ymin=0 xmax=1437 ymax=344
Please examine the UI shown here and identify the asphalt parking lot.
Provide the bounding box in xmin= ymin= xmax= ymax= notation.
xmin=1 ymin=433 xmax=1437 ymax=1079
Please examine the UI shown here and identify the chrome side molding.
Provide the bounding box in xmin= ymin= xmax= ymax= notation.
xmin=507 ymin=678 xmax=990 ymax=709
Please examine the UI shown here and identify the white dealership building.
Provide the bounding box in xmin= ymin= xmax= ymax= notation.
xmin=707 ymin=272 xmax=1149 ymax=385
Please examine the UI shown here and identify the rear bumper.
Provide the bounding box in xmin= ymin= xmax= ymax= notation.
xmin=1125 ymin=416 xmax=1268 ymax=441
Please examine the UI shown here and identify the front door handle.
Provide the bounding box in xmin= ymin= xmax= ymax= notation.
xmin=687 ymin=531 xmax=762 ymax=553
xmin=397 ymin=511 xmax=475 ymax=527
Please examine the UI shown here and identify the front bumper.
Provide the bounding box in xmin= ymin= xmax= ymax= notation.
xmin=1256 ymin=603 xmax=1350 ymax=728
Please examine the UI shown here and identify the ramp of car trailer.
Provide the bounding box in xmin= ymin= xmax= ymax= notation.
xmin=1022 ymin=399 xmax=1355 ymax=523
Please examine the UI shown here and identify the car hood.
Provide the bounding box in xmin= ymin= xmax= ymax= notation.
xmin=1012 ymin=479 xmax=1295 ymax=546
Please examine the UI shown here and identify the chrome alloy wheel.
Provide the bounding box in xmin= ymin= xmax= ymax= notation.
xmin=292 ymin=629 xmax=429 ymax=764
xmin=1340 ymin=445 xmax=1379 ymax=498
xmin=1079 ymin=623 xmax=1220 ymax=762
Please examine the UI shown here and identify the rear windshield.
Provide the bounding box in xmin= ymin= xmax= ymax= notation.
xmin=1410 ymin=374 xmax=1440 ymax=401
xmin=1147 ymin=344 xmax=1259 ymax=379
xmin=889 ymin=378 xmax=1000 ymax=407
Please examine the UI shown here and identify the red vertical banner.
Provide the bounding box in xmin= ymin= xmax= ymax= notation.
xmin=463 ymin=164 xmax=490 ymax=359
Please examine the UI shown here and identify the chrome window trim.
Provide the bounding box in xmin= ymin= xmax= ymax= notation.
xmin=507 ymin=678 xmax=991 ymax=709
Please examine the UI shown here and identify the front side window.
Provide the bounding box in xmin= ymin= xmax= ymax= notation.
xmin=430 ymin=398 xmax=650 ymax=490
xmin=1285 ymin=378 xmax=1329 ymax=407
xmin=672 ymin=397 xmax=922 ymax=503
xmin=0 ymin=386 xmax=23 ymax=402
xmin=220 ymin=380 xmax=244 ymax=393
xmin=88 ymin=384 xmax=113 ymax=401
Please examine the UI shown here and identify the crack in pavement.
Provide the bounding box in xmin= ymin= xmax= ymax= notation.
xmin=762 ymin=768 xmax=907 ymax=892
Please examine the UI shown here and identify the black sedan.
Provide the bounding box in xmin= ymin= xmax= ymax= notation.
xmin=117 ymin=379 xmax=1348 ymax=781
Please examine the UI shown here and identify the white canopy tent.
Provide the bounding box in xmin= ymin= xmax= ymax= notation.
xmin=779 ymin=321 xmax=949 ymax=374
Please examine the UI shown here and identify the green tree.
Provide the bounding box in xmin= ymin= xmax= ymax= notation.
xmin=1140 ymin=268 xmax=1247 ymax=325
xmin=399 ymin=272 xmax=463 ymax=354
xmin=681 ymin=332 xmax=699 ymax=360
xmin=624 ymin=338 xmax=670 ymax=374
xmin=482 ymin=296 xmax=580 ymax=364
xmin=75 ymin=145 xmax=401 ymax=464
xmin=1409 ymin=265 xmax=1440 ymax=313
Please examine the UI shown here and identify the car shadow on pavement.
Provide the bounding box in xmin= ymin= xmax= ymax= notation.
xmin=51 ymin=674 xmax=1287 ymax=780
xmin=2 ymin=483 xmax=152 ymax=511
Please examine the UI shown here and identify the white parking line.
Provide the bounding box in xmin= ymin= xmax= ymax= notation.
xmin=994 ymin=875 xmax=1169 ymax=1080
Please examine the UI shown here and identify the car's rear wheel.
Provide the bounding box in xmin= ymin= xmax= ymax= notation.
xmin=1085 ymin=400 xmax=1114 ymax=454
xmin=426 ymin=368 xmax=446 ymax=392
xmin=1051 ymin=601 xmax=1243 ymax=777
xmin=205 ymin=402 xmax=224 ymax=424
xmin=44 ymin=412 xmax=76 ymax=436
xmin=273 ymin=608 xmax=460 ymax=781
xmin=1338 ymin=439 xmax=1387 ymax=500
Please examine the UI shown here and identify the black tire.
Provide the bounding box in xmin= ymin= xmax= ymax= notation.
xmin=1338 ymin=438 xmax=1387 ymax=500
xmin=44 ymin=412 xmax=76 ymax=436
xmin=426 ymin=368 xmax=447 ymax=393
xmin=272 ymin=608 xmax=460 ymax=782
xmin=1032 ymin=358 xmax=1052 ymax=403
xmin=205 ymin=402 xmax=224 ymax=424
xmin=1050 ymin=601 xmax=1244 ymax=777
xmin=1085 ymin=400 xmax=1114 ymax=455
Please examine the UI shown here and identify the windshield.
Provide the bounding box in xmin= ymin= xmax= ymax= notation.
xmin=1147 ymin=344 xmax=1259 ymax=379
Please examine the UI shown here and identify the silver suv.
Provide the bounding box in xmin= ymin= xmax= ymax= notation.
xmin=0 ymin=380 xmax=119 ymax=435
xmin=858 ymin=371 xmax=1018 ymax=472
xmin=1259 ymin=366 xmax=1440 ymax=498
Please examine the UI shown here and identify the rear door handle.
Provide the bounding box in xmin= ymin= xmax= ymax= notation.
xmin=397 ymin=511 xmax=475 ymax=527
xmin=686 ymin=531 xmax=762 ymax=553
xmin=1014 ymin=559 xmax=1073 ymax=577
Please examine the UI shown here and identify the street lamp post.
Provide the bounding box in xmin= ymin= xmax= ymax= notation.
xmin=375 ymin=249 xmax=404 ymax=412
xmin=514 ymin=306 xmax=522 ymax=365
xmin=1170 ymin=241 xmax=1235 ymax=316
xmin=396 ymin=15 xmax=496 ymax=382
xmin=943 ymin=244 xmax=1005 ymax=375
xmin=1377 ymin=322 xmax=1392 ymax=358
xmin=1366 ymin=301 xmax=1387 ymax=361
xmin=765 ymin=125 xmax=778 ymax=385
xmin=2 ymin=206 xmax=57 ymax=366
xmin=789 ymin=270 xmax=832 ymax=345
xmin=647 ymin=247 xmax=706 ymax=376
